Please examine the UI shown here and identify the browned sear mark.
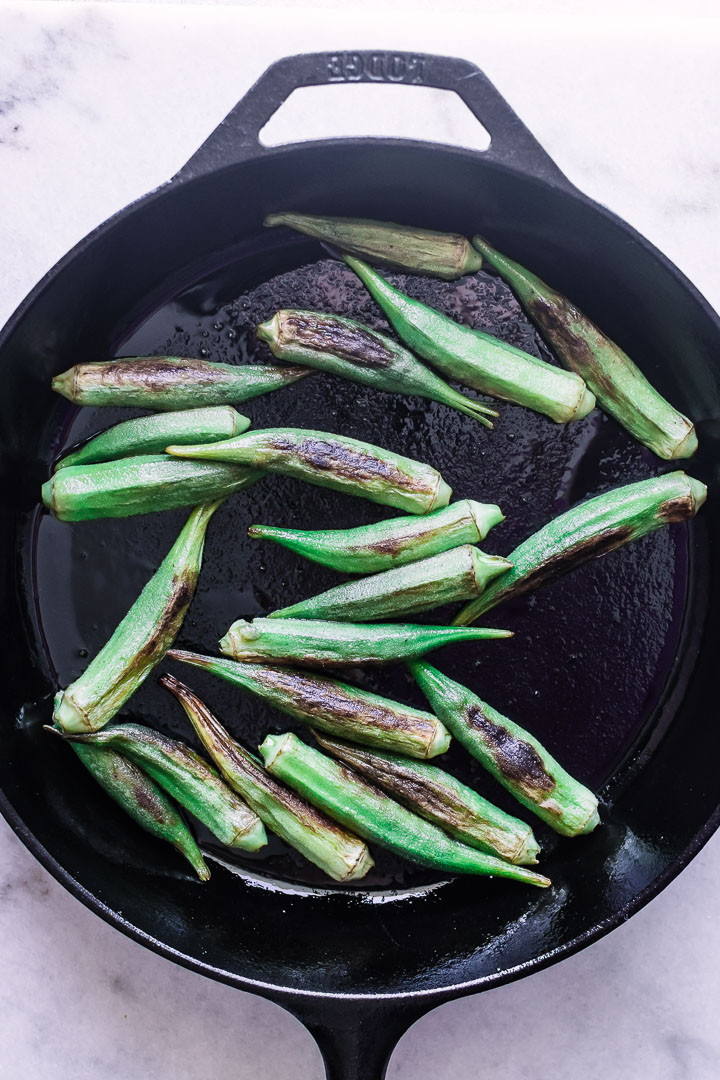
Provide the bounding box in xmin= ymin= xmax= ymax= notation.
xmin=498 ymin=525 xmax=636 ymax=603
xmin=658 ymin=493 xmax=695 ymax=524
xmin=256 ymin=668 xmax=434 ymax=737
xmin=136 ymin=575 xmax=196 ymax=660
xmin=99 ymin=358 xmax=219 ymax=390
xmin=269 ymin=435 xmax=423 ymax=491
xmin=282 ymin=313 xmax=395 ymax=369
xmin=467 ymin=706 xmax=555 ymax=791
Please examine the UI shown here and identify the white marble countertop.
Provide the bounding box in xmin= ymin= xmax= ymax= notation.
xmin=2 ymin=3 xmax=720 ymax=1078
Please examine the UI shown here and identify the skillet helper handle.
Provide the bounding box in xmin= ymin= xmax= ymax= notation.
xmin=174 ymin=50 xmax=574 ymax=190
xmin=285 ymin=997 xmax=427 ymax=1080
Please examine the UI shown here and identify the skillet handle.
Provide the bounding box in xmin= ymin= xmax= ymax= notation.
xmin=283 ymin=996 xmax=428 ymax=1080
xmin=174 ymin=50 xmax=574 ymax=190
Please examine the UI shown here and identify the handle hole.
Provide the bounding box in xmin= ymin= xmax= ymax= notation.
xmin=259 ymin=84 xmax=491 ymax=151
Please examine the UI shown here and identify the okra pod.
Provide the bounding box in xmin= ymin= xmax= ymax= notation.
xmin=346 ymin=256 xmax=595 ymax=423
xmin=314 ymin=734 xmax=540 ymax=865
xmin=55 ymin=406 xmax=251 ymax=471
xmin=264 ymin=212 xmax=484 ymax=279
xmin=168 ymin=651 xmax=451 ymax=759
xmin=248 ymin=499 xmax=504 ymax=574
xmin=161 ymin=674 xmax=373 ymax=882
xmin=65 ymin=724 xmax=267 ymax=851
xmin=471 ymin=235 xmax=697 ymax=459
xmin=52 ymin=357 xmax=311 ymax=411
xmin=454 ymin=471 xmax=707 ymax=626
xmin=42 ymin=454 xmax=262 ymax=521
xmin=270 ymin=545 xmax=511 ymax=623
xmin=167 ymin=427 xmax=451 ymax=514
xmin=260 ymin=733 xmax=550 ymax=887
xmin=70 ymin=741 xmax=209 ymax=880
xmin=257 ymin=310 xmax=497 ymax=427
xmin=410 ymin=662 xmax=599 ymax=836
xmin=53 ymin=501 xmax=219 ymax=733
xmin=220 ymin=617 xmax=512 ymax=668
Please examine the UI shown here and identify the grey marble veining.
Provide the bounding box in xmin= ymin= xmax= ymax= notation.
xmin=1 ymin=4 xmax=719 ymax=1078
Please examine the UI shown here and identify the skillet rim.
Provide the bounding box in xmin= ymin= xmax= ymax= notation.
xmin=2 ymin=136 xmax=720 ymax=1003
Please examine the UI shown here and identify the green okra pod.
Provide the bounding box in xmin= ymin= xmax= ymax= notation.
xmin=220 ymin=617 xmax=512 ymax=669
xmin=53 ymin=501 xmax=220 ymax=733
xmin=454 ymin=471 xmax=707 ymax=626
xmin=248 ymin=499 xmax=504 ymax=574
xmin=55 ymin=406 xmax=251 ymax=471
xmin=70 ymin=741 xmax=210 ymax=880
xmin=168 ymin=651 xmax=451 ymax=759
xmin=264 ymin=212 xmax=484 ymax=279
xmin=269 ymin=545 xmax=511 ymax=623
xmin=65 ymin=724 xmax=267 ymax=850
xmin=410 ymin=662 xmax=599 ymax=837
xmin=260 ymin=733 xmax=550 ymax=887
xmin=52 ymin=357 xmax=311 ymax=410
xmin=166 ymin=427 xmax=451 ymax=514
xmin=345 ymin=256 xmax=595 ymax=423
xmin=257 ymin=310 xmax=498 ymax=427
xmin=161 ymin=674 xmax=373 ymax=882
xmin=42 ymin=454 xmax=262 ymax=521
xmin=314 ymin=733 xmax=540 ymax=865
xmin=471 ymin=235 xmax=697 ymax=459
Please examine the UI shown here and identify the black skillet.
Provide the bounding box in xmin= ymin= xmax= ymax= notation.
xmin=1 ymin=51 xmax=719 ymax=1080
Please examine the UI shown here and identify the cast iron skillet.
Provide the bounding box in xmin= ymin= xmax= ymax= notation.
xmin=1 ymin=51 xmax=719 ymax=1080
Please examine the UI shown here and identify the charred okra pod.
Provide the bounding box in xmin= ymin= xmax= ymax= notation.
xmin=53 ymin=501 xmax=219 ymax=733
xmin=52 ymin=357 xmax=311 ymax=411
xmin=42 ymin=455 xmax=262 ymax=521
xmin=168 ymin=651 xmax=450 ymax=759
xmin=454 ymin=471 xmax=707 ymax=626
xmin=410 ymin=662 xmax=599 ymax=836
xmin=346 ymin=256 xmax=595 ymax=423
xmin=257 ymin=311 xmax=498 ymax=427
xmin=248 ymin=499 xmax=504 ymax=574
xmin=264 ymin=212 xmax=484 ymax=279
xmin=314 ymin=734 xmax=540 ymax=865
xmin=55 ymin=407 xmax=251 ymax=471
xmin=220 ymin=617 xmax=512 ymax=668
xmin=70 ymin=741 xmax=209 ymax=880
xmin=167 ymin=427 xmax=451 ymax=514
xmin=260 ymin=733 xmax=550 ymax=887
xmin=65 ymin=724 xmax=266 ymax=851
xmin=270 ymin=545 xmax=511 ymax=623
xmin=471 ymin=235 xmax=697 ymax=459
xmin=162 ymin=674 xmax=373 ymax=882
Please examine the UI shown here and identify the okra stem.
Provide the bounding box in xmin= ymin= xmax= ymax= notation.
xmin=168 ymin=651 xmax=451 ymax=759
xmin=43 ymin=455 xmax=262 ymax=521
xmin=260 ymin=733 xmax=550 ymax=887
xmin=453 ymin=471 xmax=707 ymax=626
xmin=53 ymin=501 xmax=220 ymax=733
xmin=257 ymin=310 xmax=497 ymax=427
xmin=314 ymin=734 xmax=540 ymax=865
xmin=471 ymin=235 xmax=697 ymax=459
xmin=55 ymin=407 xmax=251 ymax=471
xmin=52 ymin=358 xmax=311 ymax=410
xmin=248 ymin=499 xmax=504 ymax=574
xmin=166 ymin=428 xmax=451 ymax=515
xmin=345 ymin=256 xmax=596 ymax=423
xmin=65 ymin=724 xmax=267 ymax=851
xmin=264 ymin=212 xmax=484 ymax=279
xmin=410 ymin=662 xmax=600 ymax=837
xmin=69 ymin=741 xmax=209 ymax=880
xmin=220 ymin=617 xmax=512 ymax=668
xmin=269 ymin=545 xmax=511 ymax=623
xmin=161 ymin=674 xmax=373 ymax=882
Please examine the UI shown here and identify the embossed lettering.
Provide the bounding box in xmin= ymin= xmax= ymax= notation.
xmin=324 ymin=52 xmax=425 ymax=85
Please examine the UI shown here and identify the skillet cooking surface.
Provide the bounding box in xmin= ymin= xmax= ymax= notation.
xmin=29 ymin=248 xmax=690 ymax=892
